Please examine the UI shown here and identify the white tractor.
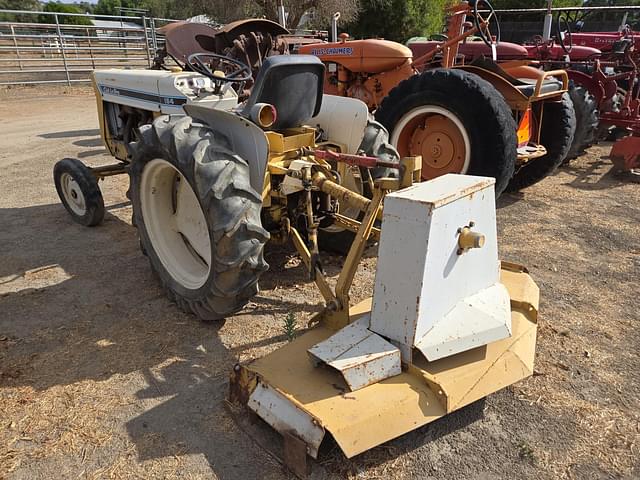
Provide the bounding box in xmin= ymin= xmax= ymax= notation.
xmin=54 ymin=44 xmax=538 ymax=473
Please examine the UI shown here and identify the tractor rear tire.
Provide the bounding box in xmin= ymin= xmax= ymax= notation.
xmin=506 ymin=92 xmax=576 ymax=192
xmin=53 ymin=158 xmax=105 ymax=227
xmin=375 ymin=68 xmax=517 ymax=197
xmin=566 ymin=83 xmax=599 ymax=162
xmin=129 ymin=116 xmax=269 ymax=321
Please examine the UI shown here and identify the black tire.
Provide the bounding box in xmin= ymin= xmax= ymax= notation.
xmin=506 ymin=92 xmax=576 ymax=192
xmin=318 ymin=119 xmax=398 ymax=255
xmin=566 ymin=83 xmax=598 ymax=162
xmin=129 ymin=115 xmax=269 ymax=321
xmin=53 ymin=157 xmax=105 ymax=227
xmin=375 ymin=68 xmax=517 ymax=197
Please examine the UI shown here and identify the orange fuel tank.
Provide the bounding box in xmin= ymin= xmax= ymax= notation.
xmin=299 ymin=39 xmax=413 ymax=74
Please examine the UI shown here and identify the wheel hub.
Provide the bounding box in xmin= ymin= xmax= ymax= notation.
xmin=410 ymin=115 xmax=466 ymax=177
xmin=392 ymin=107 xmax=471 ymax=181
xmin=412 ymin=128 xmax=457 ymax=170
xmin=140 ymin=158 xmax=212 ymax=290
xmin=60 ymin=172 xmax=87 ymax=216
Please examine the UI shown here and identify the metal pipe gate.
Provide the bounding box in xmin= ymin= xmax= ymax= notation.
xmin=0 ymin=9 xmax=179 ymax=86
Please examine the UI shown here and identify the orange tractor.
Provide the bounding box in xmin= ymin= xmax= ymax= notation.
xmin=299 ymin=0 xmax=576 ymax=196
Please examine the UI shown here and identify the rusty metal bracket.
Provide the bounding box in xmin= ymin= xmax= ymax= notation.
xmin=283 ymin=432 xmax=310 ymax=479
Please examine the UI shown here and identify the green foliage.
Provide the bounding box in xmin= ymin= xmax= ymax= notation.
xmin=40 ymin=2 xmax=92 ymax=24
xmin=282 ymin=312 xmax=297 ymax=342
xmin=517 ymin=440 xmax=537 ymax=465
xmin=94 ymin=0 xmax=139 ymax=17
xmin=492 ymin=0 xmax=640 ymax=29
xmin=0 ymin=0 xmax=40 ymax=22
xmin=347 ymin=0 xmax=455 ymax=43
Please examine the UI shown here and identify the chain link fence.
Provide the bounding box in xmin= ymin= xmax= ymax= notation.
xmin=0 ymin=10 xmax=179 ymax=86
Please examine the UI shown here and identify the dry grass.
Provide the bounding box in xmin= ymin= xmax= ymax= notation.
xmin=1 ymin=89 xmax=639 ymax=479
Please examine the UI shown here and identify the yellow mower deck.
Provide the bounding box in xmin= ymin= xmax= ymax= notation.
xmin=230 ymin=265 xmax=538 ymax=465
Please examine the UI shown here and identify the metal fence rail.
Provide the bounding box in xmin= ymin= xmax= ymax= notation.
xmin=0 ymin=9 xmax=178 ymax=86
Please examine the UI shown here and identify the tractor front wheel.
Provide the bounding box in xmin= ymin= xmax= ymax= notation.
xmin=375 ymin=68 xmax=517 ymax=197
xmin=129 ymin=116 xmax=269 ymax=321
xmin=53 ymin=158 xmax=105 ymax=226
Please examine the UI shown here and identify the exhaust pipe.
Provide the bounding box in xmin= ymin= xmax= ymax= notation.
xmin=249 ymin=103 xmax=277 ymax=128
xmin=331 ymin=12 xmax=341 ymax=42
xmin=542 ymin=0 xmax=553 ymax=42
xmin=277 ymin=1 xmax=287 ymax=28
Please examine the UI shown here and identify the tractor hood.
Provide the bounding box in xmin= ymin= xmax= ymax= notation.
xmin=300 ymin=39 xmax=412 ymax=74
xmin=522 ymin=44 xmax=602 ymax=61
xmin=409 ymin=40 xmax=529 ymax=61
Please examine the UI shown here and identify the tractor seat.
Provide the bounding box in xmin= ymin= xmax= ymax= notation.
xmin=514 ymin=77 xmax=563 ymax=97
xmin=612 ymin=38 xmax=633 ymax=55
xmin=242 ymin=55 xmax=325 ymax=130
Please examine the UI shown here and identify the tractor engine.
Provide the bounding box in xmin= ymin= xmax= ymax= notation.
xmin=299 ymin=37 xmax=415 ymax=110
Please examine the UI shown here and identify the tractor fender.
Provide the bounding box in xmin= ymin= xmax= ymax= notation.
xmin=184 ymin=104 xmax=269 ymax=195
xmin=310 ymin=95 xmax=370 ymax=154
xmin=567 ymin=70 xmax=606 ymax=107
xmin=454 ymin=65 xmax=530 ymax=111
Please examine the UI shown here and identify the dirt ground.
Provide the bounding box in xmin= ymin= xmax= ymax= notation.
xmin=0 ymin=86 xmax=639 ymax=480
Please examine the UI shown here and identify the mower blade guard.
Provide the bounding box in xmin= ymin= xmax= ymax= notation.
xmin=230 ymin=267 xmax=538 ymax=460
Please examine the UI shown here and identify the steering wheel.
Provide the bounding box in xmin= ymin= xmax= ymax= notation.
xmin=186 ymin=53 xmax=252 ymax=84
xmin=473 ymin=0 xmax=501 ymax=56
xmin=556 ymin=15 xmax=573 ymax=55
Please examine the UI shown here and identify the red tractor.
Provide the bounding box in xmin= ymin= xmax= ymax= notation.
xmin=412 ymin=6 xmax=640 ymax=171
xmin=517 ymin=13 xmax=640 ymax=169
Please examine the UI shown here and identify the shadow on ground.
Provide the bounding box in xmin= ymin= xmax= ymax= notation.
xmin=0 ymin=195 xmax=497 ymax=478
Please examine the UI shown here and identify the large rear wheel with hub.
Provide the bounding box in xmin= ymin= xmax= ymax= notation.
xmin=129 ymin=116 xmax=269 ymax=321
xmin=375 ymin=68 xmax=517 ymax=197
xmin=54 ymin=157 xmax=105 ymax=226
xmin=506 ymin=92 xmax=575 ymax=192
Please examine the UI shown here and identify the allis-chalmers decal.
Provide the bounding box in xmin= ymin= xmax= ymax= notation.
xmin=310 ymin=47 xmax=354 ymax=56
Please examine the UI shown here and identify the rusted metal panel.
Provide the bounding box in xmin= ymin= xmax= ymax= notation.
xmin=610 ymin=135 xmax=640 ymax=171
xmin=308 ymin=316 xmax=401 ymax=391
xmin=247 ymin=382 xmax=325 ymax=458
xmin=283 ymin=431 xmax=310 ymax=478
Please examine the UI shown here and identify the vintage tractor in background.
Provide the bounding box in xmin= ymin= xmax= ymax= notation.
xmin=299 ymin=0 xmax=575 ymax=196
xmin=504 ymin=6 xmax=640 ymax=170
xmin=54 ymin=53 xmax=402 ymax=316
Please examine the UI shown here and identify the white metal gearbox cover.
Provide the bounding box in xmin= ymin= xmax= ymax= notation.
xmin=414 ymin=282 xmax=512 ymax=361
xmin=307 ymin=316 xmax=402 ymax=391
xmin=370 ymin=174 xmax=510 ymax=359
xmin=310 ymin=95 xmax=369 ymax=154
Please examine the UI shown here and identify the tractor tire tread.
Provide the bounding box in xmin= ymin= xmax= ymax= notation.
xmin=129 ymin=116 xmax=269 ymax=321
xmin=375 ymin=68 xmax=517 ymax=197
xmin=566 ymin=83 xmax=599 ymax=161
